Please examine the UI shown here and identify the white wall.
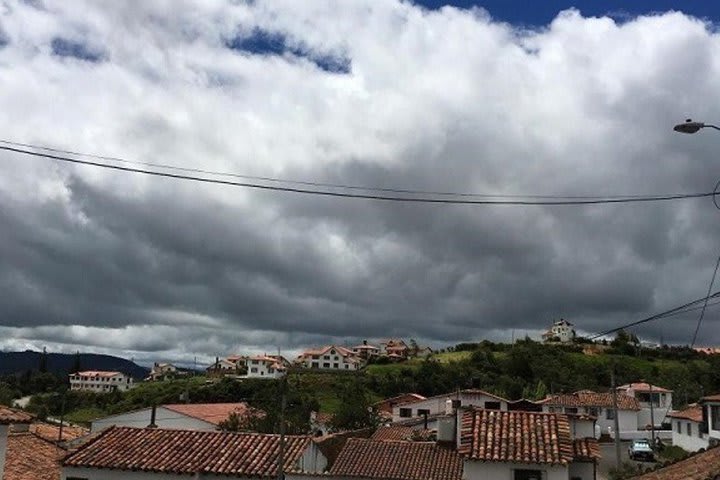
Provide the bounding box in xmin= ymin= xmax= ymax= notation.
xmin=569 ymin=418 xmax=595 ymax=439
xmin=671 ymin=419 xmax=709 ymax=452
xmin=392 ymin=393 xmax=507 ymax=422
xmin=463 ymin=459 xmax=569 ymax=480
xmin=298 ymin=442 xmax=327 ymax=473
xmin=0 ymin=424 xmax=7 ymax=480
xmin=91 ymin=407 xmax=216 ymax=433
xmin=707 ymin=403 xmax=720 ymax=440
xmin=600 ymin=410 xmax=638 ymax=438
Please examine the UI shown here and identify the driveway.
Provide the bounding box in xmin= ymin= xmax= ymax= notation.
xmin=597 ymin=442 xmax=658 ymax=480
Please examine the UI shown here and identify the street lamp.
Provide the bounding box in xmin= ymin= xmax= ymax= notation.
xmin=673 ymin=119 xmax=720 ymax=134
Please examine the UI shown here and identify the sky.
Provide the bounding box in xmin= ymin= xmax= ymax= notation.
xmin=2 ymin=0 xmax=720 ymax=366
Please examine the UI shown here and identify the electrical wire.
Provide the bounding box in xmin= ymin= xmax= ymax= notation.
xmin=1 ymin=144 xmax=717 ymax=206
xmin=0 ymin=139 xmax=676 ymax=200
xmin=690 ymin=254 xmax=720 ymax=347
xmin=589 ymin=290 xmax=720 ymax=340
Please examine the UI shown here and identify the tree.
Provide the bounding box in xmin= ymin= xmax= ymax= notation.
xmin=38 ymin=347 xmax=48 ymax=374
xmin=330 ymin=377 xmax=379 ymax=432
xmin=71 ymin=351 xmax=82 ymax=374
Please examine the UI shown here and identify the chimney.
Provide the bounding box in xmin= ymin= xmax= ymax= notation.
xmin=148 ymin=405 xmax=158 ymax=428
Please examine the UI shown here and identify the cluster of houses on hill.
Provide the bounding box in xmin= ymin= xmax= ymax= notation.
xmin=5 ymin=378 xmax=720 ymax=480
xmin=205 ymin=339 xmax=432 ymax=379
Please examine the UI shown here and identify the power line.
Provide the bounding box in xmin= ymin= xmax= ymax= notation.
xmin=0 ymin=139 xmax=683 ymax=200
xmin=589 ymin=290 xmax=720 ymax=340
xmin=1 ymin=144 xmax=717 ymax=206
xmin=691 ymin=254 xmax=720 ymax=347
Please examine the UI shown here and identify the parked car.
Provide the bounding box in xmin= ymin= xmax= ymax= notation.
xmin=628 ymin=439 xmax=655 ymax=461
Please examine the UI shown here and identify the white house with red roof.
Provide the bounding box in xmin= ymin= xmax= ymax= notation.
xmin=296 ymin=346 xmax=362 ymax=371
xmin=69 ymin=370 xmax=135 ymax=392
xmin=541 ymin=390 xmax=640 ymax=439
xmin=668 ymin=404 xmax=708 ymax=452
xmin=245 ymin=355 xmax=289 ymax=379
xmin=90 ymin=402 xmax=260 ymax=433
xmin=391 ymin=389 xmax=508 ymax=423
xmin=351 ymin=340 xmax=380 ymax=360
xmin=617 ymin=382 xmax=674 ymax=429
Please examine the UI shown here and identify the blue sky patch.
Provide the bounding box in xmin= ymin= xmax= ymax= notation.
xmin=412 ymin=0 xmax=720 ymax=26
xmin=51 ymin=37 xmax=104 ymax=62
xmin=227 ymin=28 xmax=351 ymax=74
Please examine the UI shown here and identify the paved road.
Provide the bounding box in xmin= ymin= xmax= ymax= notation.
xmin=598 ymin=442 xmax=658 ymax=480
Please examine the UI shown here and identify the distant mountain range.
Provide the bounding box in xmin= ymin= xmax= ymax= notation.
xmin=0 ymin=351 xmax=149 ymax=379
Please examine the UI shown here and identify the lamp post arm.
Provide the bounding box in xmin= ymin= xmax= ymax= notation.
xmin=705 ymin=124 xmax=720 ymax=132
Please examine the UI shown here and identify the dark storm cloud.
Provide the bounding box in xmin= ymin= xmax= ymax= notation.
xmin=1 ymin=2 xmax=720 ymax=362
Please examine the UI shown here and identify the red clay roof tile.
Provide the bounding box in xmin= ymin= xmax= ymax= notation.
xmin=458 ymin=409 xmax=576 ymax=465
xmin=667 ymin=404 xmax=703 ymax=423
xmin=631 ymin=445 xmax=720 ymax=480
xmin=573 ymin=438 xmax=601 ymax=461
xmin=329 ymin=438 xmax=462 ymax=480
xmin=0 ymin=406 xmax=33 ymax=425
xmin=4 ymin=431 xmax=66 ymax=480
xmin=62 ymin=426 xmax=313 ymax=476
xmin=371 ymin=425 xmax=434 ymax=442
xmin=541 ymin=391 xmax=640 ymax=411
xmin=162 ymin=402 xmax=257 ymax=426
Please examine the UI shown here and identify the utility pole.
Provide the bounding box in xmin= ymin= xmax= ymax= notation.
xmin=649 ymin=383 xmax=656 ymax=445
xmin=611 ymin=368 xmax=622 ymax=469
xmin=57 ymin=390 xmax=66 ymax=443
xmin=276 ymin=375 xmax=287 ymax=480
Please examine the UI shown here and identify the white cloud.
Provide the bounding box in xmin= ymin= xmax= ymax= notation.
xmin=1 ymin=1 xmax=720 ymax=363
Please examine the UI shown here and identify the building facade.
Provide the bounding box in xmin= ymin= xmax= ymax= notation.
xmin=296 ymin=346 xmax=361 ymax=371
xmin=69 ymin=371 xmax=135 ymax=392
xmin=668 ymin=404 xmax=708 ymax=452
xmin=541 ymin=390 xmax=640 ymax=438
xmin=246 ymin=355 xmax=288 ymax=379
xmin=616 ymin=382 xmax=673 ymax=428
xmin=391 ymin=389 xmax=508 ymax=423
xmin=542 ymin=319 xmax=576 ymax=343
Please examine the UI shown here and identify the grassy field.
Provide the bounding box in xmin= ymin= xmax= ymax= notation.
xmin=432 ymin=351 xmax=472 ymax=363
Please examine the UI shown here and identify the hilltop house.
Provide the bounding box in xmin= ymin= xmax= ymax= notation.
xmin=146 ymin=362 xmax=180 ymax=382
xmin=381 ymin=339 xmax=410 ymax=358
xmin=90 ymin=402 xmax=259 ymax=433
xmin=296 ymin=346 xmax=362 ymax=371
xmin=617 ymin=382 xmax=673 ymax=428
xmin=542 ymin=319 xmax=576 ymax=343
xmin=69 ymin=370 xmax=135 ymax=392
xmin=351 ymin=341 xmax=380 ymax=360
xmin=246 ymin=355 xmax=289 ymax=379
xmin=540 ymin=390 xmax=639 ymax=438
xmin=61 ymin=426 xmax=327 ymax=480
xmin=206 ymin=357 xmax=240 ymax=376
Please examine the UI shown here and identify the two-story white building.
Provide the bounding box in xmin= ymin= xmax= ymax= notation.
xmin=69 ymin=370 xmax=135 ymax=392
xmin=391 ymin=389 xmax=508 ymax=423
xmin=146 ymin=362 xmax=179 ymax=381
xmin=245 ymin=355 xmax=288 ymax=378
xmin=542 ymin=319 xmax=576 ymax=343
xmin=296 ymin=346 xmax=362 ymax=371
xmin=617 ymin=382 xmax=673 ymax=429
xmin=701 ymin=393 xmax=720 ymax=448
xmin=541 ymin=390 xmax=640 ymax=438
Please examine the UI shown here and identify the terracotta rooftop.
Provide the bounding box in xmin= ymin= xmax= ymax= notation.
xmin=4 ymin=431 xmax=66 ymax=480
xmin=573 ymin=438 xmax=601 ymax=462
xmin=29 ymin=423 xmax=89 ymax=442
xmin=667 ymin=404 xmax=703 ymax=423
xmin=458 ymin=409 xmax=576 ymax=465
xmin=541 ymin=391 xmax=640 ymax=411
xmin=329 ymin=438 xmax=462 ymax=480
xmin=0 ymin=406 xmax=33 ymax=425
xmin=71 ymin=370 xmax=124 ymax=378
xmin=371 ymin=425 xmax=434 ymax=442
xmin=702 ymin=394 xmax=720 ymax=403
xmin=374 ymin=393 xmax=427 ymax=413
xmin=162 ymin=402 xmax=256 ymax=426
xmin=395 ymin=388 xmax=507 ymax=408
xmin=62 ymin=426 xmax=312 ymax=476
xmin=618 ymin=383 xmax=673 ymax=394
xmin=631 ymin=445 xmax=720 ymax=480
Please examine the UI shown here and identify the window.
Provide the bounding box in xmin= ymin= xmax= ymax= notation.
xmin=417 ymin=409 xmax=431 ymax=417
xmin=67 ymin=477 xmax=89 ymax=480
xmin=311 ymin=362 xmax=319 ymax=369
xmin=333 ymin=363 xmax=339 ymax=369
xmin=606 ymin=409 xmax=615 ymax=420
xmin=484 ymin=401 xmax=501 ymax=410
xmin=687 ymin=422 xmax=692 ymax=436
xmin=676 ymin=421 xmax=681 ymax=434
xmin=323 ymin=363 xmax=330 ymax=368
xmin=250 ymin=368 xmax=258 ymax=373
xmin=312 ymin=355 xmax=319 ymax=360
xmin=345 ymin=365 xmax=349 ymax=369
xmin=637 ymin=392 xmax=660 ymax=407
xmin=324 ymin=355 xmax=330 ymax=360
xmin=565 ymin=407 xmax=578 ymax=414
xmin=588 ymin=407 xmax=599 ymax=417
xmin=712 ymin=406 xmax=720 ymax=431
xmin=399 ymin=408 xmax=412 ymax=418
xmin=451 ymin=399 xmax=462 ymax=408
xmin=514 ymin=469 xmax=542 ymax=480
